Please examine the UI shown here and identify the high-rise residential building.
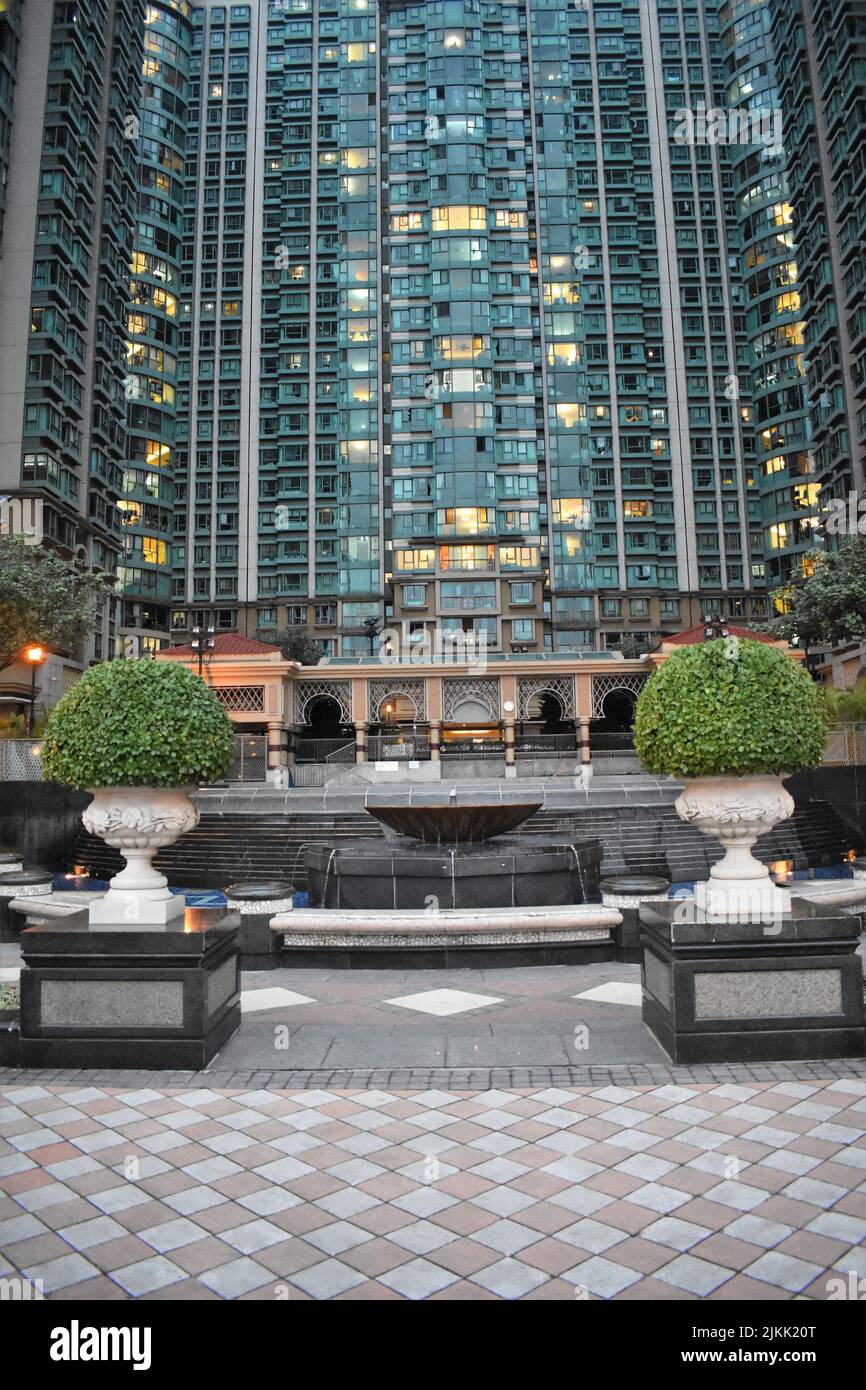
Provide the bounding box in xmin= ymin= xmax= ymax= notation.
xmin=769 ymin=0 xmax=866 ymax=509
xmin=0 ymin=0 xmax=860 ymax=672
xmin=160 ymin=0 xmax=771 ymax=659
xmin=720 ymin=0 xmax=818 ymax=599
xmin=0 ymin=0 xmax=142 ymax=666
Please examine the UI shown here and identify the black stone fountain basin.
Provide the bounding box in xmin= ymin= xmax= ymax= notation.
xmin=306 ymin=836 xmax=602 ymax=911
xmin=365 ymin=802 xmax=542 ymax=844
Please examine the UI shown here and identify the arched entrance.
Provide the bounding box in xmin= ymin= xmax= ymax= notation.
xmin=298 ymin=694 xmax=347 ymax=742
xmin=524 ymin=689 xmax=570 ymax=733
xmin=596 ymin=687 xmax=637 ymax=734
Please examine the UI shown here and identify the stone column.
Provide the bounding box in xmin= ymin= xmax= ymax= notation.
xmin=266 ymin=720 xmax=288 ymax=770
xmin=504 ymin=720 xmax=516 ymax=779
xmin=354 ymin=720 xmax=368 ymax=764
xmin=428 ymin=720 xmax=441 ymax=763
xmin=577 ymin=716 xmax=592 ymax=767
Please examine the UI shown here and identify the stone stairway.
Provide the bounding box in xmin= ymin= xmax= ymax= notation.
xmin=67 ymin=794 xmax=860 ymax=892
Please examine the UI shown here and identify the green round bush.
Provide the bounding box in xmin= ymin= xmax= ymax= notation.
xmin=41 ymin=659 xmax=236 ymax=788
xmin=633 ymin=638 xmax=827 ymax=778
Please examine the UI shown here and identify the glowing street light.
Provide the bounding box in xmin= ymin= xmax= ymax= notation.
xmin=23 ymin=643 xmax=48 ymax=736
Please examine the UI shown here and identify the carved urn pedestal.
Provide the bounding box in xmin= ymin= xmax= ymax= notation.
xmin=674 ymin=775 xmax=794 ymax=921
xmin=83 ymin=786 xmax=199 ymax=925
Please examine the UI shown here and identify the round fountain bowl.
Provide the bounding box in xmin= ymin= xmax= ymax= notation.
xmin=365 ymin=802 xmax=542 ymax=844
xmin=306 ymin=836 xmax=602 ymax=912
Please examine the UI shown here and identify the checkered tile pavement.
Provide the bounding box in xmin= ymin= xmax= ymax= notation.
xmin=1 ymin=1080 xmax=864 ymax=1300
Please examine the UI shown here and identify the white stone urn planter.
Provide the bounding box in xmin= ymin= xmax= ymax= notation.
xmin=82 ymin=786 xmax=199 ymax=925
xmin=674 ymin=775 xmax=795 ymax=921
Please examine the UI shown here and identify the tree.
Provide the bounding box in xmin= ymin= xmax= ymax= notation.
xmin=269 ymin=625 xmax=325 ymax=666
xmin=0 ymin=536 xmax=113 ymax=675
xmin=772 ymin=537 xmax=866 ymax=646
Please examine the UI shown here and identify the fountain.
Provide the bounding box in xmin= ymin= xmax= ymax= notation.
xmin=305 ymin=798 xmax=602 ymax=911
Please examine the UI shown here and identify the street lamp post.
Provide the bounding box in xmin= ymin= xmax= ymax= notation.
xmin=702 ymin=615 xmax=730 ymax=642
xmin=191 ymin=624 xmax=215 ymax=677
xmin=23 ymin=644 xmax=47 ymax=736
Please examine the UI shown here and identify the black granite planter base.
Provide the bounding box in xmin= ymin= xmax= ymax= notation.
xmin=642 ymin=993 xmax=865 ymax=1064
xmin=17 ymin=1004 xmax=240 ymax=1070
xmin=16 ymin=908 xmax=241 ymax=1071
xmin=640 ymin=900 xmax=866 ymax=1065
xmin=279 ymin=940 xmax=616 ymax=970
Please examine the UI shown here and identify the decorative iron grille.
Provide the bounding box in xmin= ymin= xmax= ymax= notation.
xmin=368 ymin=677 xmax=427 ymax=723
xmin=293 ymin=679 xmax=352 ymax=725
xmin=214 ymin=686 xmax=265 ymax=712
xmin=591 ymin=673 xmax=648 ymax=719
xmin=517 ymin=675 xmax=576 ymax=721
xmin=442 ymin=677 xmax=500 ymax=722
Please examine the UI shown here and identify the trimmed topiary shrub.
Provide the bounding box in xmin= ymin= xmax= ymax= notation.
xmin=41 ymin=659 xmax=236 ymax=788
xmin=633 ymin=638 xmax=828 ymax=778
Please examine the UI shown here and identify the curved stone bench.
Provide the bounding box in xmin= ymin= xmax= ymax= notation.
xmin=791 ymin=880 xmax=866 ymax=912
xmin=271 ymin=904 xmax=621 ymax=950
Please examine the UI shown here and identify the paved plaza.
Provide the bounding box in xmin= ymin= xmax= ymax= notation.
xmin=2 ymin=1073 xmax=865 ymax=1302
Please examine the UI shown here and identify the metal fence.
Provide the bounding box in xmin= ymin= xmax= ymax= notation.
xmin=823 ymin=724 xmax=866 ymax=766
xmin=225 ymin=734 xmax=267 ymax=782
xmin=515 ymin=734 xmax=578 ymax=758
xmin=295 ymin=737 xmax=355 ymax=764
xmin=0 ymin=740 xmax=44 ymax=781
xmin=367 ymin=733 xmax=431 ymax=762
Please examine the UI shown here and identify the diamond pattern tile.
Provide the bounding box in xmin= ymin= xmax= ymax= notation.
xmin=2 ymin=1077 xmax=865 ymax=1300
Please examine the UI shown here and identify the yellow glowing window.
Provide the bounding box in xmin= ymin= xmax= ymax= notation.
xmin=439 ymin=544 xmax=494 ymax=570
xmin=319 ymin=151 xmax=338 ymax=166
xmin=142 ymin=58 xmax=160 ymax=79
xmin=127 ymin=313 xmax=147 ymax=336
xmin=499 ymin=545 xmax=540 ymax=566
xmin=776 ymin=292 xmax=800 ymax=315
xmin=444 ymin=30 xmax=465 ymax=48
xmin=347 ymin=289 xmax=370 ymax=313
xmin=210 ymin=83 xmax=223 ymax=98
xmin=555 ymin=403 xmax=586 ymax=428
xmin=544 ymin=282 xmax=579 ymax=305
xmin=348 ymin=320 xmax=372 ymax=343
xmin=560 ymin=534 xmax=584 ymax=557
xmin=773 ymin=202 xmax=794 ymax=227
xmin=142 ymin=537 xmax=168 ymax=565
xmin=494 ymin=209 xmax=526 ymax=229
xmin=624 ymin=500 xmax=651 ymax=518
xmin=431 ymin=206 xmax=486 ymax=231
xmin=554 ymin=499 xmax=590 ymax=526
xmin=650 ymin=438 xmax=666 ymax=456
xmin=395 ymin=548 xmax=435 ymax=571
xmin=289 ymin=265 xmax=306 ymax=280
xmin=795 ymin=483 xmax=822 ymax=508
xmin=548 ymin=343 xmax=580 ymax=367
xmin=347 ymin=41 xmax=375 ymax=61
xmin=439 ymin=335 xmax=484 ymax=360
xmin=768 ymin=523 xmax=789 ymax=550
xmin=350 ymin=382 xmax=372 ymax=402
xmin=153 ymin=289 xmax=177 ymax=317
xmin=442 ymin=508 xmax=493 ymax=534
xmin=146 ymin=441 xmax=171 ymax=468
xmin=223 ymin=301 xmax=239 ymax=317
xmin=764 ymin=456 xmax=786 ymax=475
xmin=390 ymin=212 xmax=423 ymax=232
xmin=344 ymin=148 xmax=372 ymax=170
xmin=800 ymin=552 xmax=818 ymax=578
xmin=117 ymin=501 xmax=141 ymax=526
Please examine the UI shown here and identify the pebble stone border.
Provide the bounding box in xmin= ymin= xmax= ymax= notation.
xmin=2 ymin=1057 xmax=866 ymax=1091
